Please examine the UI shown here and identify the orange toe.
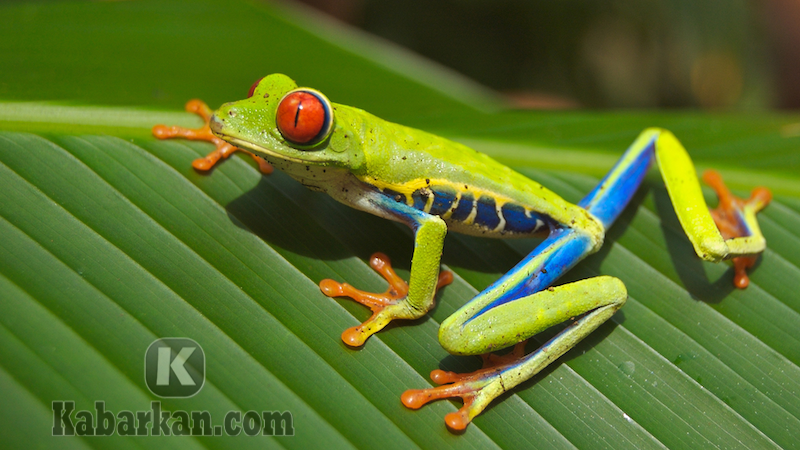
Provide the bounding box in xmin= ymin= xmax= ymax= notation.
xmin=319 ymin=253 xmax=452 ymax=346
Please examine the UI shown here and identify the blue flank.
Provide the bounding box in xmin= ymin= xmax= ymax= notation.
xmin=450 ymin=192 xmax=474 ymax=222
xmin=503 ymin=203 xmax=546 ymax=234
xmin=378 ymin=180 xmax=550 ymax=234
xmin=475 ymin=195 xmax=500 ymax=229
xmin=411 ymin=190 xmax=428 ymax=210
xmin=429 ymin=187 xmax=456 ymax=216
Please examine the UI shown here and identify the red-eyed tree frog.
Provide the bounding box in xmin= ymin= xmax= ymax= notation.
xmin=153 ymin=74 xmax=772 ymax=431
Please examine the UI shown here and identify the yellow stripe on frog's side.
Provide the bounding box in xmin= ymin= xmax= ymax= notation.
xmin=441 ymin=193 xmax=460 ymax=221
xmin=494 ymin=201 xmax=507 ymax=232
xmin=363 ymin=177 xmax=513 ymax=206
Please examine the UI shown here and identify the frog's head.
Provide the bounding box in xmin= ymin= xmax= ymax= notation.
xmin=210 ymin=74 xmax=365 ymax=175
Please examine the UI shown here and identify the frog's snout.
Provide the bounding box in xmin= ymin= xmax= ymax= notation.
xmin=209 ymin=114 xmax=225 ymax=134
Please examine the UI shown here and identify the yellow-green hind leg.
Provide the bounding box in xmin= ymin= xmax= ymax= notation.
xmin=403 ymin=276 xmax=627 ymax=430
xmin=653 ymin=129 xmax=771 ymax=264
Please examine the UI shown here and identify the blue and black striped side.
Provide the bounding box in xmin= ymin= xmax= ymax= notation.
xmin=379 ymin=183 xmax=552 ymax=235
xmin=501 ymin=202 xmax=545 ymax=234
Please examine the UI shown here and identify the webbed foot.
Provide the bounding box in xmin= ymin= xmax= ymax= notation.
xmin=401 ymin=341 xmax=528 ymax=430
xmin=319 ymin=253 xmax=453 ymax=346
xmin=152 ymin=100 xmax=273 ymax=174
xmin=702 ymin=170 xmax=772 ymax=288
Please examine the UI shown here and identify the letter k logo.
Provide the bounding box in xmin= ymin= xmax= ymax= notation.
xmin=157 ymin=346 xmax=196 ymax=386
xmin=145 ymin=338 xmax=205 ymax=397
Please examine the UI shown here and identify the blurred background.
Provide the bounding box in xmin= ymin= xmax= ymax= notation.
xmin=291 ymin=0 xmax=800 ymax=110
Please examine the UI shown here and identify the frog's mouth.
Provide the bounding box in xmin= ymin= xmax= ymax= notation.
xmin=209 ymin=114 xmax=308 ymax=165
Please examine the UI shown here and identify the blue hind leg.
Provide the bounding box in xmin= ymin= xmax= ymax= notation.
xmin=579 ymin=129 xmax=659 ymax=229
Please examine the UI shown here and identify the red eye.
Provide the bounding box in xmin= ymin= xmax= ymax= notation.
xmin=248 ymin=77 xmax=264 ymax=98
xmin=276 ymin=89 xmax=333 ymax=146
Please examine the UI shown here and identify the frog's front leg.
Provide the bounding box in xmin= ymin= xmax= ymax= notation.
xmin=320 ymin=194 xmax=453 ymax=346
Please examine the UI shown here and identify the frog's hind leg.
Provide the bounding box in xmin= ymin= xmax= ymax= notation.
xmin=404 ymin=227 xmax=627 ymax=430
xmin=403 ymin=276 xmax=626 ymax=430
xmin=580 ymin=128 xmax=771 ymax=287
xmin=152 ymin=100 xmax=273 ymax=174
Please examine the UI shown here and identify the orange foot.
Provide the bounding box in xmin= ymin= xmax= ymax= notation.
xmin=319 ymin=252 xmax=453 ymax=347
xmin=702 ymin=170 xmax=772 ymax=288
xmin=402 ymin=341 xmax=529 ymax=431
xmin=152 ymin=99 xmax=273 ymax=174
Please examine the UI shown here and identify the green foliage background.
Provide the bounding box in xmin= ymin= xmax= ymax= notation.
xmin=1 ymin=0 xmax=799 ymax=448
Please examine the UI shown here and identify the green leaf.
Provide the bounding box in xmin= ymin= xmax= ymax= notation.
xmin=1 ymin=0 xmax=799 ymax=448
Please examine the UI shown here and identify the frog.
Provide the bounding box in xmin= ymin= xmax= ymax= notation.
xmin=152 ymin=74 xmax=772 ymax=430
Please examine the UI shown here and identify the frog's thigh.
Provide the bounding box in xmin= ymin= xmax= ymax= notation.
xmin=439 ymin=276 xmax=627 ymax=356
